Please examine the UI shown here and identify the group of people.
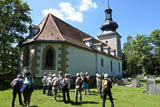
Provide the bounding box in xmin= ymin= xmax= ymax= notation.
xmin=42 ymin=71 xmax=90 ymax=103
xmin=11 ymin=71 xmax=114 ymax=107
xmin=10 ymin=71 xmax=34 ymax=107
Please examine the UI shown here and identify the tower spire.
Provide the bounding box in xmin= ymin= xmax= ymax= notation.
xmin=107 ymin=0 xmax=110 ymax=9
xmin=100 ymin=0 xmax=118 ymax=31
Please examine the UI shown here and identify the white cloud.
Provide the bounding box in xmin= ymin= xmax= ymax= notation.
xmin=59 ymin=2 xmax=83 ymax=22
xmin=42 ymin=0 xmax=97 ymax=23
xmin=79 ymin=0 xmax=97 ymax=12
xmin=42 ymin=8 xmax=64 ymax=19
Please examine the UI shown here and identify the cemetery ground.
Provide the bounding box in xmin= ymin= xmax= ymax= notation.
xmin=1 ymin=80 xmax=160 ymax=107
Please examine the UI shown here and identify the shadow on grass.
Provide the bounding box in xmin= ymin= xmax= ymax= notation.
xmin=88 ymin=93 xmax=97 ymax=96
xmin=71 ymin=101 xmax=99 ymax=105
xmin=57 ymin=100 xmax=64 ymax=102
xmin=57 ymin=95 xmax=62 ymax=97
xmin=69 ymin=90 xmax=76 ymax=92
xmin=30 ymin=106 xmax=38 ymax=107
xmin=0 ymin=80 xmax=11 ymax=91
xmin=90 ymin=90 xmax=97 ymax=93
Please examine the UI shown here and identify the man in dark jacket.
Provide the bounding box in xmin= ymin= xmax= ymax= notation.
xmin=10 ymin=74 xmax=23 ymax=107
xmin=102 ymin=73 xmax=114 ymax=107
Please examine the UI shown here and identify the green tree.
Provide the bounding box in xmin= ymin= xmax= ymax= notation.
xmin=123 ymin=36 xmax=141 ymax=76
xmin=149 ymin=29 xmax=160 ymax=75
xmin=0 ymin=0 xmax=32 ymax=74
xmin=134 ymin=35 xmax=153 ymax=74
xmin=123 ymin=35 xmax=153 ymax=76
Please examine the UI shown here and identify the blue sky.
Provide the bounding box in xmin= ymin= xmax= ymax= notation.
xmin=24 ymin=0 xmax=160 ymax=47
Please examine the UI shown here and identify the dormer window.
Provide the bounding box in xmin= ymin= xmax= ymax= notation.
xmin=94 ymin=43 xmax=104 ymax=52
xmin=96 ymin=46 xmax=101 ymax=51
xmin=104 ymin=46 xmax=110 ymax=54
xmin=110 ymin=49 xmax=116 ymax=56
xmin=29 ymin=24 xmax=40 ymax=37
xmin=83 ymin=37 xmax=94 ymax=48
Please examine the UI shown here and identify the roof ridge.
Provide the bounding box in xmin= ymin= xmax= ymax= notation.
xmin=38 ymin=14 xmax=49 ymax=26
xmin=49 ymin=14 xmax=65 ymax=40
xmin=34 ymin=14 xmax=50 ymax=40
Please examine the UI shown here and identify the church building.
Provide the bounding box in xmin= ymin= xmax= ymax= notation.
xmin=19 ymin=0 xmax=122 ymax=86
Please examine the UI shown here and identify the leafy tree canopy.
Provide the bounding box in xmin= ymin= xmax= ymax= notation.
xmin=0 ymin=0 xmax=32 ymax=74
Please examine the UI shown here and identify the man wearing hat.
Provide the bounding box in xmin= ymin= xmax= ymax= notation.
xmin=75 ymin=73 xmax=83 ymax=103
xmin=52 ymin=74 xmax=58 ymax=101
xmin=62 ymin=73 xmax=71 ymax=103
xmin=10 ymin=74 xmax=23 ymax=107
xmin=46 ymin=73 xmax=52 ymax=96
xmin=42 ymin=73 xmax=47 ymax=94
xmin=102 ymin=73 xmax=114 ymax=107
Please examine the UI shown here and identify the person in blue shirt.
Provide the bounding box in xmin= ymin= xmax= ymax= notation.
xmin=10 ymin=74 xmax=23 ymax=107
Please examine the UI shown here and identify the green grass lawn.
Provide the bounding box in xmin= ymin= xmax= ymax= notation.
xmin=0 ymin=86 xmax=160 ymax=107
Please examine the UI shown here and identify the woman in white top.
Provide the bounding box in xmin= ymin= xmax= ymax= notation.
xmin=21 ymin=71 xmax=34 ymax=107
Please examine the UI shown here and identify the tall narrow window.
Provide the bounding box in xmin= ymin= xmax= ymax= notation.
xmin=101 ymin=59 xmax=104 ymax=67
xmin=45 ymin=48 xmax=53 ymax=68
xmin=118 ymin=62 xmax=120 ymax=72
xmin=110 ymin=60 xmax=112 ymax=72
xmin=23 ymin=47 xmax=30 ymax=67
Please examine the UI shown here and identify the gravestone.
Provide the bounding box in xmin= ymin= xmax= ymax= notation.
xmin=122 ymin=78 xmax=128 ymax=85
xmin=138 ymin=74 xmax=144 ymax=78
xmin=117 ymin=80 xmax=124 ymax=86
xmin=144 ymin=76 xmax=148 ymax=79
xmin=149 ymin=85 xmax=160 ymax=96
xmin=146 ymin=79 xmax=155 ymax=90
xmin=132 ymin=78 xmax=140 ymax=88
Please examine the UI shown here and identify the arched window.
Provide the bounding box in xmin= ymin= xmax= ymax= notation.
xmin=42 ymin=46 xmax=56 ymax=70
xmin=45 ymin=48 xmax=53 ymax=68
xmin=23 ymin=47 xmax=30 ymax=67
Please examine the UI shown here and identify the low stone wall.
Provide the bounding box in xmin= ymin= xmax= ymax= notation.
xmin=0 ymin=74 xmax=16 ymax=81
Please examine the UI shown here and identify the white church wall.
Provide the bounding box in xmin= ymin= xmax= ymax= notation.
xmin=36 ymin=43 xmax=62 ymax=77
xmin=67 ymin=45 xmax=96 ymax=77
xmin=97 ymin=53 xmax=122 ymax=77
xmin=97 ymin=53 xmax=112 ymax=76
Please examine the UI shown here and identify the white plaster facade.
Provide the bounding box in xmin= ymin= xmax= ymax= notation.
xmin=67 ymin=45 xmax=122 ymax=77
xmin=20 ymin=43 xmax=122 ymax=78
xmin=67 ymin=45 xmax=96 ymax=77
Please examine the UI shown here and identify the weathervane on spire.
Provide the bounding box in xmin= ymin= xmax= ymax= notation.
xmin=107 ymin=0 xmax=110 ymax=9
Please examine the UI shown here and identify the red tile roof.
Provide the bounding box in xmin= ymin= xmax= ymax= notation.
xmin=22 ymin=14 xmax=120 ymax=59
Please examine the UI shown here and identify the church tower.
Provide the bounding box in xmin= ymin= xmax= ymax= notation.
xmin=97 ymin=0 xmax=122 ymax=58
